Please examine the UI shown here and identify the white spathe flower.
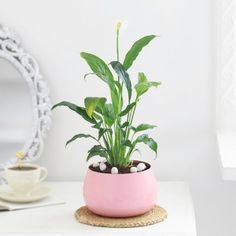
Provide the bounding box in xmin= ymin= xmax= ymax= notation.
xmin=115 ymin=20 xmax=128 ymax=32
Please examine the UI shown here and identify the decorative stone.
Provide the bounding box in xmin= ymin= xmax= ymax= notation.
xmin=92 ymin=162 xmax=99 ymax=168
xmin=99 ymin=162 xmax=107 ymax=172
xmin=130 ymin=166 xmax=138 ymax=173
xmin=111 ymin=167 xmax=118 ymax=174
xmin=137 ymin=163 xmax=146 ymax=172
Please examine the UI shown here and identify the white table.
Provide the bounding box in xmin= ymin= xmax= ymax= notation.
xmin=217 ymin=133 xmax=236 ymax=180
xmin=0 ymin=181 xmax=196 ymax=236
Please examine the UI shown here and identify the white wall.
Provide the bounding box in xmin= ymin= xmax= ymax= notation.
xmin=1 ymin=0 xmax=236 ymax=235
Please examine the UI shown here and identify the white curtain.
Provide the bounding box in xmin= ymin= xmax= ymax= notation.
xmin=217 ymin=0 xmax=236 ymax=133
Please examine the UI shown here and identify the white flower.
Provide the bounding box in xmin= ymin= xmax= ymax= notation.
xmin=115 ymin=20 xmax=128 ymax=32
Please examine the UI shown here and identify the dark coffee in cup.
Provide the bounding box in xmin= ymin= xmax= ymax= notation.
xmin=9 ymin=166 xmax=37 ymax=171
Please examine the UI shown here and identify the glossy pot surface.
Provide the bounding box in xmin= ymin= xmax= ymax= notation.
xmin=83 ymin=163 xmax=157 ymax=217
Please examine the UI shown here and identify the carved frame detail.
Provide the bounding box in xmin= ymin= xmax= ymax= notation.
xmin=0 ymin=25 xmax=51 ymax=172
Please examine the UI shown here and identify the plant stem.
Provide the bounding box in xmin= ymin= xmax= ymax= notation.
xmin=129 ymin=102 xmax=137 ymax=127
xmin=125 ymin=97 xmax=138 ymax=141
xmin=123 ymin=97 xmax=139 ymax=161
xmin=102 ymin=136 xmax=111 ymax=164
xmin=116 ymin=29 xmax=120 ymax=62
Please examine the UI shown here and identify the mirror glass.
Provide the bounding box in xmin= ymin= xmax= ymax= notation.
xmin=0 ymin=57 xmax=32 ymax=166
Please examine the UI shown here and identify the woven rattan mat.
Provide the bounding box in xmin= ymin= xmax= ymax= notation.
xmin=75 ymin=205 xmax=167 ymax=228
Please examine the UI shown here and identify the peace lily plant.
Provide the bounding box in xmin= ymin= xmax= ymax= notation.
xmin=52 ymin=21 xmax=160 ymax=173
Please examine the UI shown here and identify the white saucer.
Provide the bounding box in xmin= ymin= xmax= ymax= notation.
xmin=0 ymin=184 xmax=51 ymax=203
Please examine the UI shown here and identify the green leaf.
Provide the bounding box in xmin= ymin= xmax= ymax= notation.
xmin=84 ymin=97 xmax=106 ymax=118
xmin=125 ymin=147 xmax=142 ymax=161
xmin=123 ymin=35 xmax=156 ymax=70
xmin=87 ymin=145 xmax=108 ymax=161
xmin=135 ymin=72 xmax=161 ymax=97
xmin=134 ymin=123 xmax=157 ymax=133
xmin=80 ymin=52 xmax=119 ymax=114
xmin=110 ymin=89 xmax=119 ymax=115
xmin=92 ymin=121 xmax=102 ymax=129
xmin=98 ymin=128 xmax=112 ymax=140
xmin=83 ymin=73 xmax=95 ymax=80
xmin=134 ymin=134 xmax=158 ymax=156
xmin=118 ymin=125 xmax=126 ymax=142
xmin=66 ymin=133 xmax=98 ymax=147
xmin=92 ymin=112 xmax=103 ymax=121
xmin=122 ymin=140 xmax=133 ymax=148
xmin=132 ymin=148 xmax=142 ymax=156
xmin=138 ymin=72 xmax=148 ymax=83
xmin=88 ymin=145 xmax=105 ymax=153
xmin=80 ymin=52 xmax=113 ymax=83
xmin=110 ymin=61 xmax=132 ymax=101
xmin=103 ymin=104 xmax=115 ymax=127
xmin=119 ymin=102 xmax=136 ymax=117
xmin=135 ymin=81 xmax=161 ymax=97
xmin=52 ymin=101 xmax=97 ymax=124
xmin=121 ymin=121 xmax=130 ymax=128
xmin=114 ymin=80 xmax=122 ymax=91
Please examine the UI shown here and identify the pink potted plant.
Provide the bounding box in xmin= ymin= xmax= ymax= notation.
xmin=52 ymin=21 xmax=161 ymax=217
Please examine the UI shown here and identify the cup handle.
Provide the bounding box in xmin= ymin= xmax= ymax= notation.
xmin=0 ymin=170 xmax=7 ymax=184
xmin=39 ymin=167 xmax=48 ymax=182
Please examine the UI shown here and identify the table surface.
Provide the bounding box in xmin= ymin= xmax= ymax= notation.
xmin=217 ymin=133 xmax=236 ymax=180
xmin=0 ymin=181 xmax=196 ymax=236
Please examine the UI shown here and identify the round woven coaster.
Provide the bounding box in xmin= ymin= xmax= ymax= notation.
xmin=75 ymin=205 xmax=167 ymax=228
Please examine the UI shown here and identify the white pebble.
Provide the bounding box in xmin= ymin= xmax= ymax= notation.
xmin=99 ymin=162 xmax=107 ymax=171
xmin=130 ymin=166 xmax=138 ymax=173
xmin=137 ymin=163 xmax=146 ymax=172
xmin=92 ymin=162 xmax=99 ymax=168
xmin=111 ymin=167 xmax=118 ymax=174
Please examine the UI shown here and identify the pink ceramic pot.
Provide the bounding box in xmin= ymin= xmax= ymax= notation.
xmin=83 ymin=162 xmax=157 ymax=217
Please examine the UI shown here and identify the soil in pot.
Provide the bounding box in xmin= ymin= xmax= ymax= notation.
xmin=89 ymin=160 xmax=151 ymax=174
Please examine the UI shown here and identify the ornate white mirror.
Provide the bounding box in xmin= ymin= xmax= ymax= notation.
xmin=0 ymin=26 xmax=51 ymax=181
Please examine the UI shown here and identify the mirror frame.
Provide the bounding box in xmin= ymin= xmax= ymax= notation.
xmin=0 ymin=25 xmax=51 ymax=170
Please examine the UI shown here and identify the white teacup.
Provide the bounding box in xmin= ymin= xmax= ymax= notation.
xmin=5 ymin=164 xmax=48 ymax=195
